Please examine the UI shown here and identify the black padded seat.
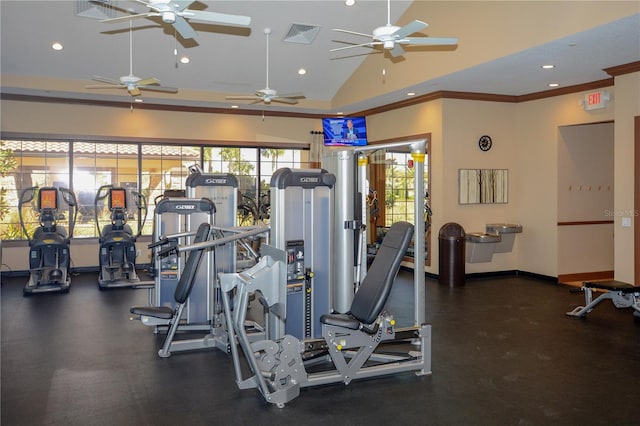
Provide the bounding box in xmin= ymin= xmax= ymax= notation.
xmin=131 ymin=305 xmax=174 ymax=319
xmin=320 ymin=221 xmax=414 ymax=330
xmin=584 ymin=280 xmax=638 ymax=292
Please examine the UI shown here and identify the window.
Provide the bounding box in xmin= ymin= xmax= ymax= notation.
xmin=0 ymin=140 xmax=70 ymax=239
xmin=0 ymin=138 xmax=309 ymax=240
xmin=141 ymin=144 xmax=200 ymax=235
xmin=73 ymin=142 xmax=140 ymax=237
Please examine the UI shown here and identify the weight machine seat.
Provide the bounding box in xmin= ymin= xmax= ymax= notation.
xmin=584 ymin=280 xmax=639 ymax=293
xmin=130 ymin=222 xmax=211 ymax=319
xmin=320 ymin=221 xmax=414 ymax=330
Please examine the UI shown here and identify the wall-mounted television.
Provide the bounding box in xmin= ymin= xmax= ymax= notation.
xmin=322 ymin=116 xmax=368 ymax=146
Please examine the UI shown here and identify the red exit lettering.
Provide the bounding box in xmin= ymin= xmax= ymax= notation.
xmin=587 ymin=92 xmax=601 ymax=106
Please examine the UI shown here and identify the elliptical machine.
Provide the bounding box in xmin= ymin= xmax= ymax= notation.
xmin=94 ymin=185 xmax=147 ymax=289
xmin=19 ymin=186 xmax=78 ymax=295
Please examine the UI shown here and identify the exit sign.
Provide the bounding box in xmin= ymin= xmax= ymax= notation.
xmin=583 ymin=90 xmax=610 ymax=111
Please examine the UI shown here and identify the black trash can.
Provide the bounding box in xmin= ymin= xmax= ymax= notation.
xmin=439 ymin=222 xmax=466 ymax=287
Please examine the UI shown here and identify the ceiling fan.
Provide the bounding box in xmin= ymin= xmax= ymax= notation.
xmin=331 ymin=0 xmax=458 ymax=58
xmin=86 ymin=22 xmax=178 ymax=97
xmin=226 ymin=28 xmax=305 ymax=105
xmin=100 ymin=0 xmax=251 ymax=40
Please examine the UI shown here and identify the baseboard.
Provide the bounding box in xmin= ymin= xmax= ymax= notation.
xmin=416 ymin=268 xmax=558 ymax=283
xmin=558 ymin=270 xmax=614 ymax=284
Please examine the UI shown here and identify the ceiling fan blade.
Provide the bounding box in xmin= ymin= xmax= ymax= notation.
xmin=139 ymin=85 xmax=179 ymax=93
xmin=392 ymin=20 xmax=428 ymax=39
xmin=332 ymin=28 xmax=374 ymax=38
xmin=128 ymin=87 xmax=142 ymax=97
xmin=330 ymin=42 xmax=379 ymax=53
xmin=86 ymin=84 xmax=126 ymax=89
xmin=172 ymin=15 xmax=198 ymax=39
xmin=402 ymin=37 xmax=458 ymax=46
xmin=271 ymin=97 xmax=299 ymax=105
xmin=136 ymin=77 xmax=161 ymax=86
xmin=92 ymin=76 xmax=121 ymax=85
xmin=276 ymin=93 xmax=306 ymax=100
xmin=182 ymin=9 xmax=251 ymax=27
xmin=226 ymin=95 xmax=262 ymax=100
xmin=389 ymin=43 xmax=405 ymax=58
xmin=100 ymin=13 xmax=153 ymax=24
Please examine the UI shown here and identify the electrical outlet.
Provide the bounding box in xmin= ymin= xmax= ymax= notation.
xmin=621 ymin=217 xmax=632 ymax=228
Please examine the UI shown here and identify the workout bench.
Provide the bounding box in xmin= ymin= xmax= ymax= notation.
xmin=566 ymin=280 xmax=640 ymax=319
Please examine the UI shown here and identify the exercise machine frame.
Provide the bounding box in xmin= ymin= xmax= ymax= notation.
xmin=567 ymin=280 xmax=640 ymax=319
xmin=219 ymin=221 xmax=431 ymax=407
xmin=19 ymin=186 xmax=78 ymax=295
xmin=94 ymin=185 xmax=148 ymax=289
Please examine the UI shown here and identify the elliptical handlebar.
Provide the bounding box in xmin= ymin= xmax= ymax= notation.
xmin=94 ymin=184 xmax=113 ymax=236
xmin=132 ymin=190 xmax=148 ymax=239
xmin=58 ymin=187 xmax=78 ymax=237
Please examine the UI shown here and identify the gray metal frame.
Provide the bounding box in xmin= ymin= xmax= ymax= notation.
xmin=269 ymin=168 xmax=335 ymax=340
xmin=567 ymin=281 xmax=640 ymax=318
xmin=322 ymin=139 xmax=428 ymax=325
xmin=148 ymin=197 xmax=216 ymax=329
xmin=219 ymin=250 xmax=431 ymax=408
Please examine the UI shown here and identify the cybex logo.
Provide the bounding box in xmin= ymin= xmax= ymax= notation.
xmin=299 ymin=177 xmax=318 ymax=183
xmin=175 ymin=205 xmax=196 ymax=210
xmin=205 ymin=178 xmax=227 ymax=184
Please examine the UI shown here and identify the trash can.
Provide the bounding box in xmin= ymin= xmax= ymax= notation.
xmin=439 ymin=222 xmax=466 ymax=286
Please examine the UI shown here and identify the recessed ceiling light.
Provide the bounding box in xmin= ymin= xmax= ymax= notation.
xmin=180 ymin=56 xmax=190 ymax=64
xmin=298 ymin=68 xmax=307 ymax=75
xmin=541 ymin=64 xmax=555 ymax=69
xmin=134 ymin=98 xmax=144 ymax=103
xmin=52 ymin=42 xmax=63 ymax=51
xmin=336 ymin=112 xmax=344 ymax=115
xmin=345 ymin=0 xmax=356 ymax=6
xmin=549 ymin=83 xmax=560 ymax=87
xmin=407 ymin=92 xmax=416 ymax=96
xmin=231 ymin=105 xmax=239 ymax=109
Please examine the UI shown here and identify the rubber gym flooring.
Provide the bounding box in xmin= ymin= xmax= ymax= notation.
xmin=2 ymin=270 xmax=639 ymax=426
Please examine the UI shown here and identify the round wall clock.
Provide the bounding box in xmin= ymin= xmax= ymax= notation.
xmin=478 ymin=135 xmax=492 ymax=151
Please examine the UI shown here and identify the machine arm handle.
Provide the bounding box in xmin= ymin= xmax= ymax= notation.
xmin=148 ymin=238 xmax=170 ymax=249
xmin=156 ymin=245 xmax=177 ymax=258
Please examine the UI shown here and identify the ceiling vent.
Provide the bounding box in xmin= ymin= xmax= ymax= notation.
xmin=283 ymin=23 xmax=321 ymax=45
xmin=76 ymin=0 xmax=117 ymax=20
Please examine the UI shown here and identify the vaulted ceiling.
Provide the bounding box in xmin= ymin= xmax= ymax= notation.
xmin=1 ymin=1 xmax=639 ymax=115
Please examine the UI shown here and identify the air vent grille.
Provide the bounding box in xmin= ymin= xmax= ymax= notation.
xmin=76 ymin=0 xmax=117 ymax=20
xmin=283 ymin=24 xmax=321 ymax=45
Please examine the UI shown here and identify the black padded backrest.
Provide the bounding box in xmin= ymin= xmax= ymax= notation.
xmin=350 ymin=221 xmax=414 ymax=325
xmin=174 ymin=222 xmax=211 ymax=304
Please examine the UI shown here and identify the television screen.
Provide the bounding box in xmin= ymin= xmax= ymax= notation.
xmin=322 ymin=116 xmax=368 ymax=146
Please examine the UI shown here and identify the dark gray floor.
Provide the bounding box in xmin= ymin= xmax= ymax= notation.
xmin=2 ymin=270 xmax=639 ymax=426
